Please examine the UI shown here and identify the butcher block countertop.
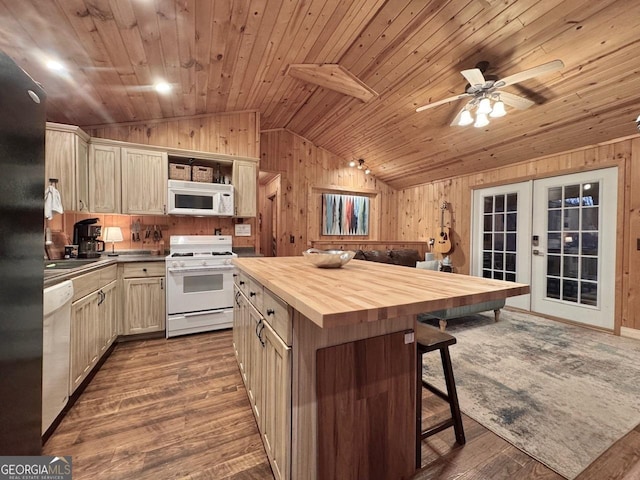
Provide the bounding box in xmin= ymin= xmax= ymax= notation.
xmin=233 ymin=256 xmax=529 ymax=328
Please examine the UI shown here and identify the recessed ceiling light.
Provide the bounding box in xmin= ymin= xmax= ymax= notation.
xmin=46 ymin=60 xmax=66 ymax=73
xmin=155 ymin=82 xmax=172 ymax=94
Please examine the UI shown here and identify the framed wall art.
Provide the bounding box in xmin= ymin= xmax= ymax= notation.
xmin=322 ymin=193 xmax=370 ymax=236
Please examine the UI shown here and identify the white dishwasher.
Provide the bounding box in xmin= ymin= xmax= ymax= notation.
xmin=42 ymin=280 xmax=73 ymax=434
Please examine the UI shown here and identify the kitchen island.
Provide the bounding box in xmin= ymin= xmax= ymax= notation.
xmin=232 ymin=257 xmax=529 ymax=480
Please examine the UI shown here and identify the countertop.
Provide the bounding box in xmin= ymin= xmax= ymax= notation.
xmin=233 ymin=256 xmax=529 ymax=328
xmin=44 ymin=254 xmax=166 ymax=287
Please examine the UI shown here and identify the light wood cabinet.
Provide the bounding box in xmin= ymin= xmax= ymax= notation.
xmin=69 ymin=267 xmax=119 ymax=394
xmin=98 ymin=280 xmax=118 ymax=356
xmin=45 ymin=123 xmax=90 ymax=211
xmin=121 ymin=148 xmax=168 ymax=215
xmin=70 ymin=289 xmax=99 ymax=394
xmin=234 ymin=277 xmax=291 ymax=480
xmin=89 ymin=142 xmax=121 ymax=213
xmin=122 ymin=263 xmax=165 ymax=335
xmin=262 ymin=320 xmax=291 ymax=480
xmin=233 ymin=160 xmax=257 ymax=217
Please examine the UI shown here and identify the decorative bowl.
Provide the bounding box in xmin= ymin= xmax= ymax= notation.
xmin=302 ymin=248 xmax=356 ymax=268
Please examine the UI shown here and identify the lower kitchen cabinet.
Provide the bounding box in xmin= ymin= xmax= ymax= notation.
xmin=234 ymin=278 xmax=291 ymax=480
xmin=69 ymin=269 xmax=118 ymax=394
xmin=122 ymin=262 xmax=165 ymax=335
xmin=261 ymin=320 xmax=291 ymax=480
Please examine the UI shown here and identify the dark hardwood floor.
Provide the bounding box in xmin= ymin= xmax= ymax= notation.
xmin=44 ymin=330 xmax=640 ymax=480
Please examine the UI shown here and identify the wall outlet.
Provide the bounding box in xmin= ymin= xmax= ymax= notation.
xmin=290 ymin=235 xmax=295 ymax=244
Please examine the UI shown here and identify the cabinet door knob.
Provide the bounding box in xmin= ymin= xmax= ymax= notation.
xmin=266 ymin=308 xmax=275 ymax=316
xmin=249 ymin=291 xmax=256 ymax=297
xmin=160 ymin=278 xmax=164 ymax=290
xmin=239 ymin=281 xmax=245 ymax=285
xmin=143 ymin=268 xmax=147 ymax=272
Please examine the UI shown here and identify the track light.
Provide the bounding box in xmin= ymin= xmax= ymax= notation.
xmin=349 ymin=158 xmax=372 ymax=175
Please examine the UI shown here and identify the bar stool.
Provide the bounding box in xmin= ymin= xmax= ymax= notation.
xmin=416 ymin=322 xmax=465 ymax=468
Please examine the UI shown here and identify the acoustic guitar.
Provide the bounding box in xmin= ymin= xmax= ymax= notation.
xmin=434 ymin=202 xmax=452 ymax=254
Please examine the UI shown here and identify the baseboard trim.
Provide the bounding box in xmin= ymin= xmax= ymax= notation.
xmin=620 ymin=327 xmax=640 ymax=340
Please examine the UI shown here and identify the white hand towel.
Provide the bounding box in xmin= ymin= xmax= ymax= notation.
xmin=44 ymin=185 xmax=64 ymax=219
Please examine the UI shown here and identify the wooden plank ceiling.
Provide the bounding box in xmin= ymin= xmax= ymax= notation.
xmin=1 ymin=0 xmax=639 ymax=189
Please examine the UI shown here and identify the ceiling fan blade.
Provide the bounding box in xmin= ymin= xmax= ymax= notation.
xmin=461 ymin=68 xmax=486 ymax=87
xmin=415 ymin=93 xmax=470 ymax=112
xmin=495 ymin=59 xmax=564 ymax=88
xmin=499 ymin=91 xmax=535 ymax=110
xmin=450 ymin=100 xmax=474 ymax=126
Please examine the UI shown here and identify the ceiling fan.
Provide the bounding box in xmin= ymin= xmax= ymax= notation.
xmin=415 ymin=59 xmax=564 ymax=127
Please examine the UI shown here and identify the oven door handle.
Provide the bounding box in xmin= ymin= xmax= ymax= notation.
xmin=182 ymin=310 xmax=230 ymax=318
xmin=168 ymin=266 xmax=235 ymax=274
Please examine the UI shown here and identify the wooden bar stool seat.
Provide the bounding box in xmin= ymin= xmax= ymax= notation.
xmin=416 ymin=322 xmax=465 ymax=468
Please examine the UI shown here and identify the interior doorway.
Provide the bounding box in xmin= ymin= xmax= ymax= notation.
xmin=471 ymin=167 xmax=618 ymax=329
xmin=258 ymin=171 xmax=281 ymax=257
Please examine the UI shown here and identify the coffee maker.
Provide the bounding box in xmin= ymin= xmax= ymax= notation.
xmin=73 ymin=218 xmax=105 ymax=258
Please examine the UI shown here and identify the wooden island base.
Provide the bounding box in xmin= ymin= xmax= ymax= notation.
xmin=293 ymin=312 xmax=416 ymax=480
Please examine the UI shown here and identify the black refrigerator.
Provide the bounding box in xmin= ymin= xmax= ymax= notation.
xmin=0 ymin=51 xmax=46 ymax=454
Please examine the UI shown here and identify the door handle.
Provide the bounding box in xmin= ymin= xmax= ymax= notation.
xmin=532 ymin=249 xmax=545 ymax=256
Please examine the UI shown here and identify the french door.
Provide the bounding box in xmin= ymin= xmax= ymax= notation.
xmin=472 ymin=167 xmax=617 ymax=329
xmin=471 ymin=182 xmax=531 ymax=309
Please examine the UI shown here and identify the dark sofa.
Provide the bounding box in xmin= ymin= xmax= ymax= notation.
xmin=353 ymin=248 xmax=422 ymax=268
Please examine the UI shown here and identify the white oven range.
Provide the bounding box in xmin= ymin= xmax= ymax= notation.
xmin=165 ymin=235 xmax=236 ymax=338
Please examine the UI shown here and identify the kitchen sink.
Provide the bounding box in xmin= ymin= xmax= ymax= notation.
xmin=44 ymin=259 xmax=101 ymax=270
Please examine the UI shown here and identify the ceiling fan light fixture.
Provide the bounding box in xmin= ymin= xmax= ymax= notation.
xmin=474 ymin=113 xmax=490 ymax=128
xmin=349 ymin=160 xmax=356 ymax=167
xmin=489 ymin=100 xmax=506 ymax=117
xmin=364 ymin=168 xmax=371 ymax=175
xmin=477 ymin=97 xmax=493 ymax=115
xmin=357 ymin=158 xmax=365 ymax=170
xmin=458 ymin=109 xmax=474 ymax=126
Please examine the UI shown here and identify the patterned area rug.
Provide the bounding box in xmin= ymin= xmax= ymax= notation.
xmin=419 ymin=310 xmax=640 ymax=479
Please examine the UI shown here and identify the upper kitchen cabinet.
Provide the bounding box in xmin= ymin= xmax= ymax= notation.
xmin=45 ymin=123 xmax=90 ymax=212
xmin=89 ymin=141 xmax=121 ymax=213
xmin=121 ymin=148 xmax=168 ymax=215
xmin=233 ymin=160 xmax=258 ymax=217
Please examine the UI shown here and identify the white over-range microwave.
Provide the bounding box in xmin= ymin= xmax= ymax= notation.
xmin=168 ymin=179 xmax=235 ymax=216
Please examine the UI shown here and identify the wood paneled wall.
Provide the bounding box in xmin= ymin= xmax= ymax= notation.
xmin=87 ymin=111 xmax=260 ymax=249
xmin=87 ymin=111 xmax=260 ymax=158
xmin=260 ymin=129 xmax=397 ymax=257
xmin=396 ymin=134 xmax=640 ymax=332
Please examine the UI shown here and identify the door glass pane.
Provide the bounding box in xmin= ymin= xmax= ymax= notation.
xmin=547 ymin=255 xmax=560 ymax=276
xmin=545 ymin=182 xmax=601 ymax=307
xmin=582 ymin=182 xmax=599 ymax=206
xmin=582 ymin=207 xmax=598 ymax=230
xmin=563 ymin=209 xmax=579 ymax=230
xmin=562 ymin=279 xmax=579 ymax=302
xmin=547 ymin=278 xmax=560 ymax=299
xmin=480 ymin=193 xmax=518 ymax=283
xmin=548 ymin=210 xmax=562 ymax=231
xmin=563 ymin=256 xmax=578 ymax=278
xmin=548 ymin=233 xmax=561 ymax=253
xmin=484 ymin=197 xmax=493 ymax=213
xmin=548 ymin=187 xmax=562 ymax=208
